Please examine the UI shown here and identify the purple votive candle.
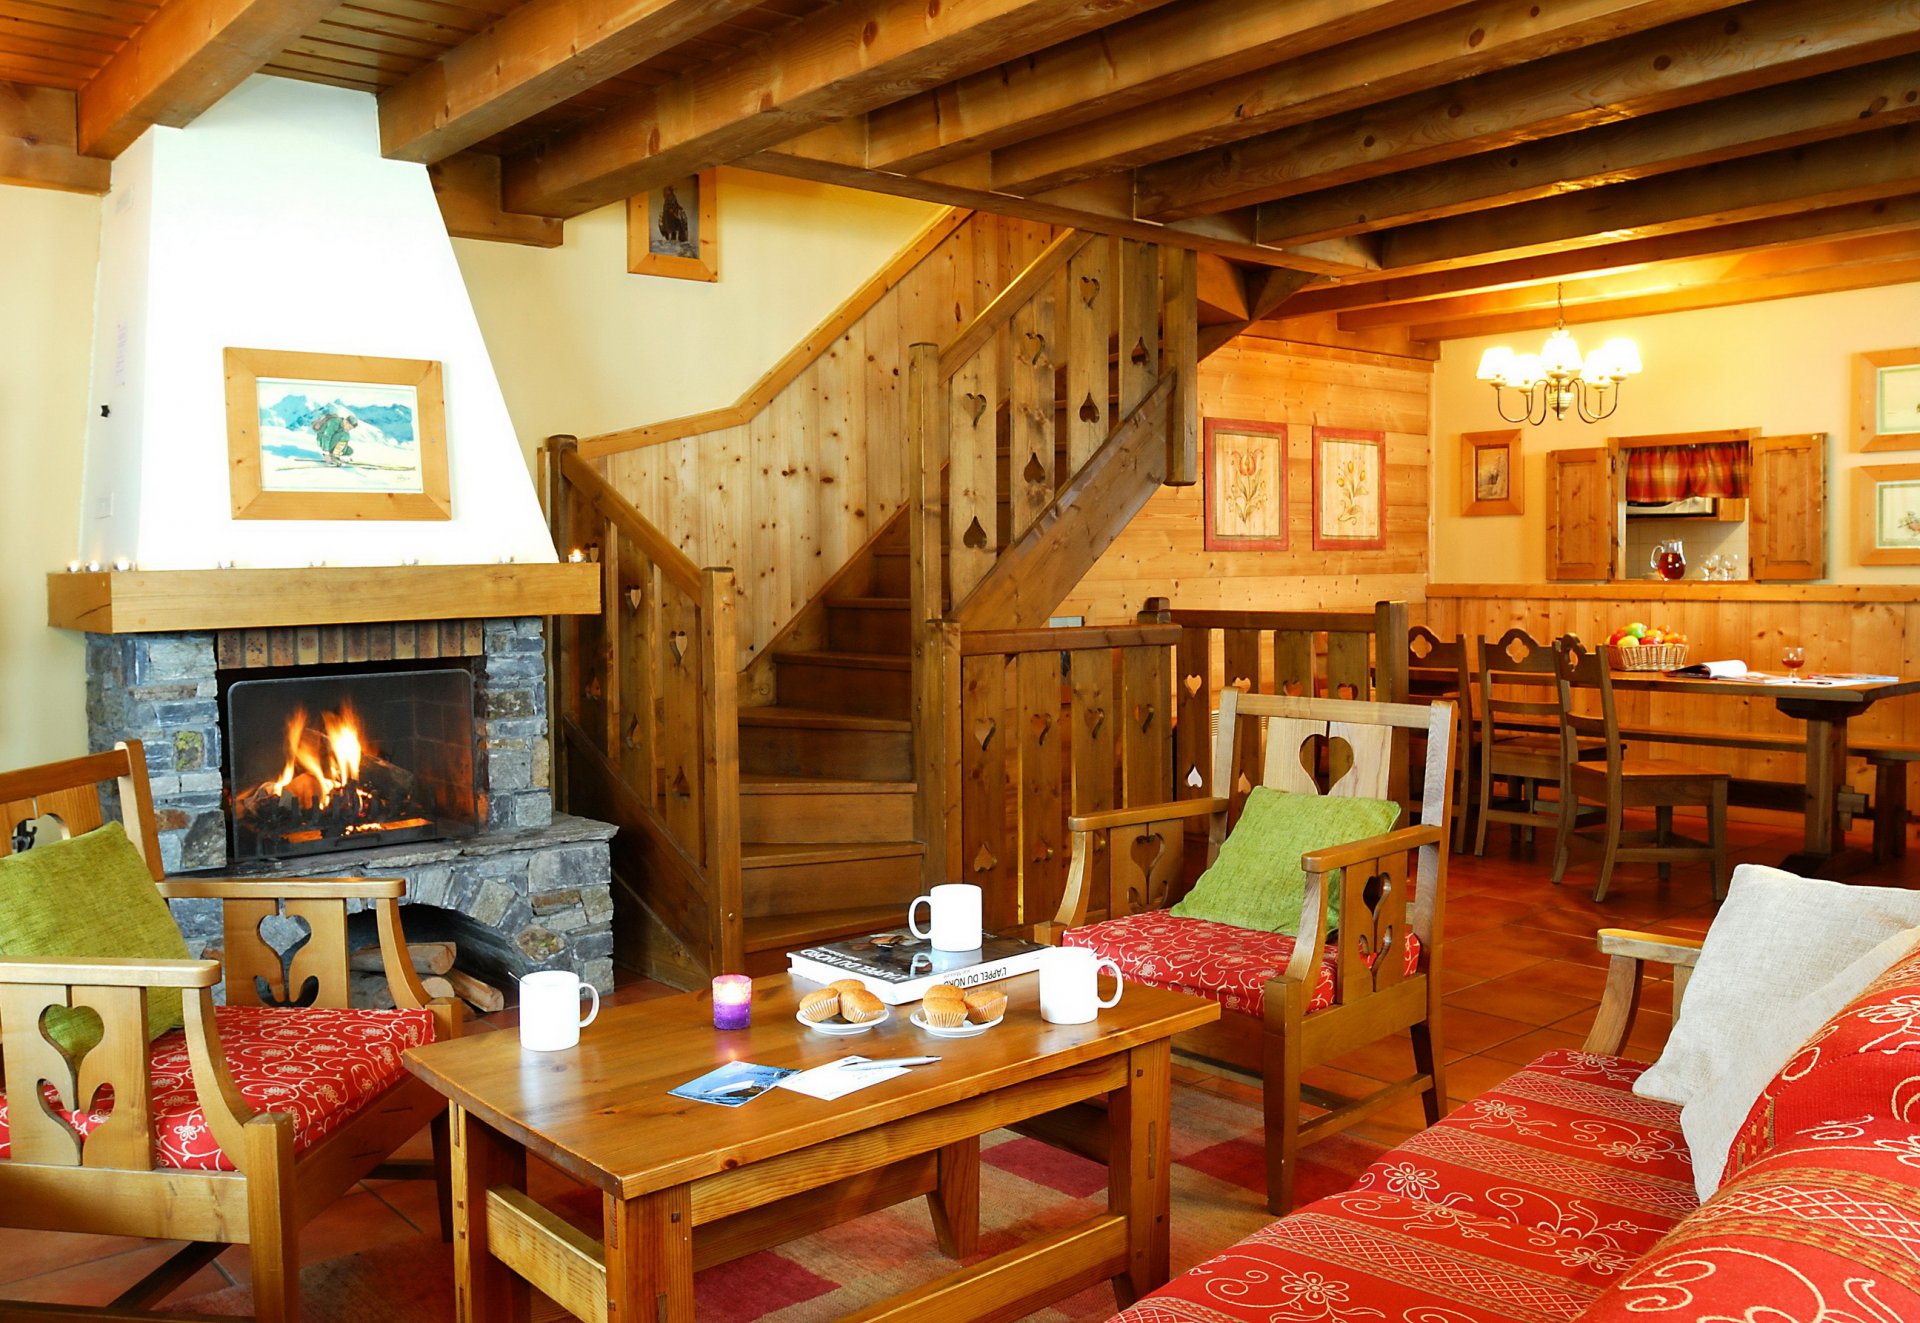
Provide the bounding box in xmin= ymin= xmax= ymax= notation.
xmin=712 ymin=974 xmax=753 ymax=1030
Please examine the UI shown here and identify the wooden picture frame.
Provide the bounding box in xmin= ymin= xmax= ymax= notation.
xmin=1854 ymin=347 xmax=1920 ymax=451
xmin=1312 ymin=426 xmax=1386 ymax=551
xmin=1202 ymin=417 xmax=1288 ymax=551
xmin=223 ymin=348 xmax=451 ymax=521
xmin=627 ymin=170 xmax=718 ymax=282
xmin=1853 ymin=463 xmax=1920 ymax=565
xmin=1460 ymin=429 xmax=1523 ymax=516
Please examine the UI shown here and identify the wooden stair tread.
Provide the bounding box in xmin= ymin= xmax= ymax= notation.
xmin=741 ymin=840 xmax=925 ymax=867
xmin=737 ymin=705 xmax=911 ymax=732
xmin=740 ymin=774 xmax=915 ymax=794
xmin=767 ymin=649 xmax=910 ymax=670
xmin=744 ymin=905 xmax=912 ymax=954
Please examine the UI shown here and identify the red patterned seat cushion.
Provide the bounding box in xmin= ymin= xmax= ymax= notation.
xmin=1063 ymin=911 xmax=1421 ymax=1018
xmin=0 ymin=1005 xmax=435 ymax=1171
xmin=1722 ymin=941 xmax=1920 ymax=1187
xmin=1577 ymin=1138 xmax=1920 ymax=1321
xmin=1113 ymin=1188 xmax=1627 ymax=1323
xmin=1354 ymin=1050 xmax=1698 ymax=1263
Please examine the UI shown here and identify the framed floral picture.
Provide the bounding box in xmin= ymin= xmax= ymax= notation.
xmin=1312 ymin=426 xmax=1386 ymax=551
xmin=1202 ymin=418 xmax=1287 ymax=551
xmin=1853 ymin=347 xmax=1920 ymax=451
xmin=1854 ymin=463 xmax=1920 ymax=565
xmin=1460 ymin=428 xmax=1523 ymax=516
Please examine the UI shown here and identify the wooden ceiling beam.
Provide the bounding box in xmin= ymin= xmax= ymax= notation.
xmin=1256 ymin=50 xmax=1920 ymax=246
xmin=75 ymin=0 xmax=342 ymax=158
xmin=378 ymin=0 xmax=766 ymax=166
xmin=429 ymin=152 xmax=563 ymax=247
xmin=979 ymin=0 xmax=1737 ymax=197
xmin=857 ymin=0 xmax=1463 ymax=175
xmin=499 ymin=0 xmax=1185 ymax=219
xmin=1137 ymin=0 xmax=1920 ymax=222
xmin=0 ymin=83 xmax=107 ymax=192
xmin=1271 ymin=193 xmax=1920 ymax=316
xmin=744 ymin=147 xmax=1365 ymax=274
xmin=1342 ymin=229 xmax=1920 ymax=328
xmin=1378 ymin=126 xmax=1920 ymax=273
xmin=1403 ymin=240 xmax=1920 ymax=340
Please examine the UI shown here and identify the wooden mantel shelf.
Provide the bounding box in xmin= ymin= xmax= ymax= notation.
xmin=47 ymin=563 xmax=602 ymax=634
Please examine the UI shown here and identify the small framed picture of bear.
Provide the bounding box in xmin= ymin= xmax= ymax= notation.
xmin=628 ymin=170 xmax=718 ymax=282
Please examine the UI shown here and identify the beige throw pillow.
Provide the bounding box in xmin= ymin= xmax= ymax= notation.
xmin=1634 ymin=864 xmax=1920 ymax=1108
xmin=1681 ymin=925 xmax=1920 ymax=1200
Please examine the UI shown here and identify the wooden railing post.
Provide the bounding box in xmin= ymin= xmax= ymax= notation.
xmin=545 ymin=435 xmax=579 ymax=808
xmin=1160 ymin=247 xmax=1198 ymax=486
xmin=909 ymin=342 xmax=953 ymax=891
xmin=700 ymin=567 xmax=744 ymax=975
xmin=1375 ymin=599 xmax=1412 ymax=806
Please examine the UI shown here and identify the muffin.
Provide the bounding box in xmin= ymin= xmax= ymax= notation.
xmin=922 ymin=983 xmax=965 ymax=1007
xmin=920 ymin=999 xmax=967 ymax=1029
xmin=830 ymin=978 xmax=868 ymax=998
xmin=798 ymin=988 xmax=841 ymax=1023
xmin=841 ymin=988 xmax=887 ymax=1023
xmin=963 ymin=988 xmax=1007 ymax=1024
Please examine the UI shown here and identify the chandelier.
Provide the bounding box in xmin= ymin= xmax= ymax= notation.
xmin=1474 ymin=284 xmax=1642 ymax=425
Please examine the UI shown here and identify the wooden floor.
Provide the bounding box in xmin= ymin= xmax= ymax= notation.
xmin=5 ymin=810 xmax=1914 ymax=1308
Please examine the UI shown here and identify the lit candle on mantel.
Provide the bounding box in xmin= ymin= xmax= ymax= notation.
xmin=567 ymin=548 xmax=586 ymax=563
xmin=712 ymin=974 xmax=753 ymax=1030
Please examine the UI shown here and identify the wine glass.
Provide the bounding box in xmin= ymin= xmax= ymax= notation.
xmin=1781 ymin=644 xmax=1806 ymax=681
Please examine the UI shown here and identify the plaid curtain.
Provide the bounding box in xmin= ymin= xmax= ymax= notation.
xmin=1624 ymin=442 xmax=1749 ymax=503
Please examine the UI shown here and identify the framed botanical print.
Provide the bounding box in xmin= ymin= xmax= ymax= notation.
xmin=1312 ymin=426 xmax=1386 ymax=551
xmin=1854 ymin=463 xmax=1920 ymax=565
xmin=223 ymin=347 xmax=451 ymax=521
xmin=1853 ymin=347 xmax=1920 ymax=451
xmin=1202 ymin=418 xmax=1288 ymax=551
xmin=627 ymin=170 xmax=718 ymax=282
xmin=1460 ymin=428 xmax=1523 ymax=516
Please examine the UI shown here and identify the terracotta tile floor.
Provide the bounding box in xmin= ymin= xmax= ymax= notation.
xmin=6 ymin=810 xmax=1914 ymax=1310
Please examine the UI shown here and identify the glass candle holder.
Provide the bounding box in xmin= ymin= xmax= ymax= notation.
xmin=712 ymin=974 xmax=753 ymax=1030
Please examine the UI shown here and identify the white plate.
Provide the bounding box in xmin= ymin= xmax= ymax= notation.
xmin=796 ymin=1006 xmax=890 ymax=1035
xmin=909 ymin=1009 xmax=1004 ymax=1038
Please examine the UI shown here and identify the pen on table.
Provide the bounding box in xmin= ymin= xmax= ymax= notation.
xmin=839 ymin=1056 xmax=942 ymax=1071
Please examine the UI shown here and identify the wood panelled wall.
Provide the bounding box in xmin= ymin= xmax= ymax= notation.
xmin=1420 ymin=584 xmax=1920 ymax=795
xmin=598 ymin=213 xmax=1059 ymax=670
xmin=1057 ymin=337 xmax=1431 ymax=624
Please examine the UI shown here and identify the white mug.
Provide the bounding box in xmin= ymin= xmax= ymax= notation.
xmin=908 ymin=883 xmax=983 ymax=952
xmin=1040 ymin=947 xmax=1124 ymax=1025
xmin=518 ymin=970 xmax=600 ymax=1052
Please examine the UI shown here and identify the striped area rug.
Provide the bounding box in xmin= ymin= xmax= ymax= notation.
xmin=177 ymin=1082 xmax=1385 ymax=1321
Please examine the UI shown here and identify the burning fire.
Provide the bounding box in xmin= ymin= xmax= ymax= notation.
xmin=268 ymin=703 xmax=370 ymax=810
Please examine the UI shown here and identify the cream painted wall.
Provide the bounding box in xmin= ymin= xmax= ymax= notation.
xmin=1431 ymin=280 xmax=1920 ymax=584
xmin=452 ymin=169 xmax=939 ymax=466
xmin=0 ymin=184 xmax=99 ymax=768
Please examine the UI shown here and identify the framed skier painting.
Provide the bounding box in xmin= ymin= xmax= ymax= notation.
xmin=223 ymin=347 xmax=451 ymax=521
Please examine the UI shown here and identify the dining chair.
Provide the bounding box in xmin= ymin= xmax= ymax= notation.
xmin=1407 ymin=625 xmax=1474 ymax=852
xmin=1474 ymin=628 xmax=1602 ymax=856
xmin=1551 ymin=640 xmax=1730 ymax=902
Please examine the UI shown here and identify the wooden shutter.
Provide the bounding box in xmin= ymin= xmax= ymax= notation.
xmin=1547 ymin=446 xmax=1614 ymax=581
xmin=1749 ymin=433 xmax=1826 ymax=581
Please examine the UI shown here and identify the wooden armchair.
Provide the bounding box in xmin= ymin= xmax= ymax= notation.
xmin=0 ymin=741 xmax=461 ymax=1322
xmin=1581 ymin=928 xmax=1703 ymax=1057
xmin=1043 ymin=690 xmax=1454 ymax=1215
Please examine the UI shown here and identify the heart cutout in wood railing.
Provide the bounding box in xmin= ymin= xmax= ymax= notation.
xmin=1078 ymin=393 xmax=1101 ymax=423
xmin=1281 ymin=679 xmax=1305 ymax=697
xmin=1229 ymin=676 xmax=1252 ymax=693
xmin=41 ymin=1001 xmax=105 ymax=1061
xmin=9 ymin=812 xmax=68 ymax=855
xmin=1030 ymin=833 xmax=1055 ymax=863
xmin=1029 ymin=711 xmax=1052 ymax=745
xmin=972 ymin=716 xmax=996 ymax=751
xmin=962 ymin=517 xmax=989 ymax=550
xmin=1084 ymin=707 xmax=1107 ymax=737
xmin=1133 ymin=703 xmax=1154 ymax=733
xmin=1235 ymin=772 xmax=1253 ymax=795
xmin=1334 ymin=682 xmax=1358 ymax=700
xmin=670 ymin=769 xmax=692 ymax=799
xmin=624 ymin=586 xmax=643 ymax=612
xmin=964 ymin=392 xmax=989 ymax=425
xmin=667 ymin=631 xmax=688 ymax=665
xmin=1080 ymin=275 xmax=1100 ymax=307
xmin=1182 ymin=674 xmax=1204 ymax=698
xmin=625 ymin=717 xmax=644 ymax=749
xmin=1022 ymin=451 xmax=1049 ymax=485
xmin=1129 ymin=336 xmax=1150 ymax=367
xmin=971 ymin=844 xmax=998 ymax=874
xmin=1023 ymin=330 xmax=1051 ymax=367
xmin=1186 ymin=765 xmax=1205 ymax=789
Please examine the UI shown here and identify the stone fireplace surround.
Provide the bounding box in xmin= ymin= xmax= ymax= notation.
xmin=83 ymin=612 xmax=615 ymax=995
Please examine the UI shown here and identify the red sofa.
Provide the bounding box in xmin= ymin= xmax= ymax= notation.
xmin=1114 ymin=927 xmax=1920 ymax=1323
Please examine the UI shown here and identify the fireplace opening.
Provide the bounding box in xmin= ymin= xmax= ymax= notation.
xmin=224 ymin=666 xmax=478 ymax=862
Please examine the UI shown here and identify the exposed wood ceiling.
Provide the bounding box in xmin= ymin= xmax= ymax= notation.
xmin=5 ymin=0 xmax=1920 ymax=342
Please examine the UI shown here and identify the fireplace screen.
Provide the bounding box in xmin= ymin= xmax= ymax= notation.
xmin=225 ymin=667 xmax=477 ymax=861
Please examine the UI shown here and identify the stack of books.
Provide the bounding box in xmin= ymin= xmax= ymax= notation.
xmin=789 ymin=929 xmax=1047 ymax=1005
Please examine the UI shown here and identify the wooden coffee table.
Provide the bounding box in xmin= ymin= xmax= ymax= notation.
xmin=404 ymin=972 xmax=1218 ymax=1323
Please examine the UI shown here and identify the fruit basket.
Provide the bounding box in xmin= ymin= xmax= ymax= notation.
xmin=1607 ymin=642 xmax=1688 ymax=671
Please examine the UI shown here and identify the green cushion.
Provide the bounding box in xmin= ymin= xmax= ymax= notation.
xmin=1169 ymin=786 xmax=1403 ymax=935
xmin=0 ymin=821 xmax=190 ymax=1054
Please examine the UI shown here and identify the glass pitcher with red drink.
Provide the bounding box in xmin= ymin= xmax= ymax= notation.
xmin=1651 ymin=539 xmax=1687 ymax=580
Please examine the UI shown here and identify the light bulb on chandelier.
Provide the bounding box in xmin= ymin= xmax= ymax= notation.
xmin=1475 ymin=284 xmax=1641 ymax=425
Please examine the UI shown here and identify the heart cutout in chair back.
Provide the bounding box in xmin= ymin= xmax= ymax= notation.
xmin=9 ymin=812 xmax=69 ymax=855
xmin=1294 ymin=733 xmax=1356 ymax=792
xmin=41 ymin=1001 xmax=105 ymax=1061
